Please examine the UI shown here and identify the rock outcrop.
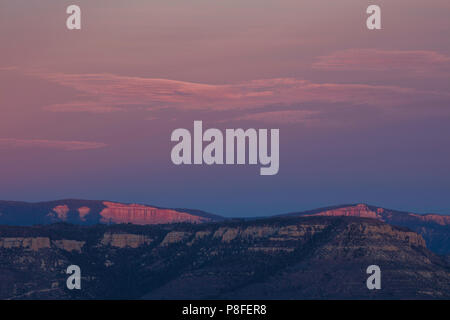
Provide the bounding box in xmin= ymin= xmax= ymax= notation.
xmin=0 ymin=237 xmax=85 ymax=252
xmin=99 ymin=201 xmax=210 ymax=225
xmin=51 ymin=205 xmax=69 ymax=220
xmin=0 ymin=237 xmax=51 ymax=251
xmin=0 ymin=199 xmax=221 ymax=226
xmin=77 ymin=207 xmax=91 ymax=221
xmin=100 ymin=232 xmax=153 ymax=248
xmin=285 ymin=203 xmax=449 ymax=254
xmin=293 ymin=203 xmax=450 ymax=227
xmin=53 ymin=240 xmax=85 ymax=252
xmin=305 ymin=204 xmax=381 ymax=219
xmin=160 ymin=231 xmax=191 ymax=246
xmin=409 ymin=213 xmax=450 ymax=226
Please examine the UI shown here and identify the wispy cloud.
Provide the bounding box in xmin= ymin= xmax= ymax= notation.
xmin=312 ymin=49 xmax=450 ymax=73
xmin=0 ymin=66 xmax=17 ymax=71
xmin=43 ymin=102 xmax=124 ymax=114
xmin=232 ymin=110 xmax=321 ymax=124
xmin=30 ymin=72 xmax=442 ymax=114
xmin=0 ymin=138 xmax=107 ymax=151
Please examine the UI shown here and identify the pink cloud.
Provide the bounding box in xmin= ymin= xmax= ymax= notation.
xmin=43 ymin=102 xmax=124 ymax=114
xmin=0 ymin=138 xmax=107 ymax=151
xmin=29 ymin=72 xmax=443 ymax=114
xmin=0 ymin=66 xmax=17 ymax=71
xmin=312 ymin=49 xmax=450 ymax=73
xmin=232 ymin=110 xmax=320 ymax=124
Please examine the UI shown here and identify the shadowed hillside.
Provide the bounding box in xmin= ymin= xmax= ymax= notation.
xmin=1 ymin=216 xmax=449 ymax=299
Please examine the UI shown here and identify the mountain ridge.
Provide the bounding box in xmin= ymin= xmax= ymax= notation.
xmin=1 ymin=199 xmax=449 ymax=224
xmin=0 ymin=199 xmax=223 ymax=226
xmin=1 ymin=200 xmax=448 ymax=254
xmin=279 ymin=203 xmax=450 ymax=254
xmin=1 ymin=215 xmax=449 ymax=299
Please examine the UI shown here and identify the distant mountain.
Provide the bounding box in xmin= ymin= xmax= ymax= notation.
xmin=279 ymin=203 xmax=450 ymax=254
xmin=0 ymin=216 xmax=449 ymax=299
xmin=0 ymin=200 xmax=449 ymax=255
xmin=280 ymin=203 xmax=450 ymax=226
xmin=0 ymin=199 xmax=224 ymax=226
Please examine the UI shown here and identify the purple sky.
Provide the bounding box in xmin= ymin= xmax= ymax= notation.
xmin=1 ymin=0 xmax=450 ymax=217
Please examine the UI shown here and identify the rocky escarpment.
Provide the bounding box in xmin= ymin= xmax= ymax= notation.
xmin=1 ymin=216 xmax=448 ymax=300
xmin=0 ymin=237 xmax=85 ymax=252
xmin=100 ymin=233 xmax=153 ymax=248
xmin=289 ymin=203 xmax=450 ymax=226
xmin=0 ymin=200 xmax=448 ymax=254
xmin=304 ymin=204 xmax=383 ymax=219
xmin=0 ymin=217 xmax=428 ymax=257
xmin=285 ymin=203 xmax=450 ymax=254
xmin=409 ymin=213 xmax=450 ymax=226
xmin=99 ymin=201 xmax=209 ymax=225
xmin=0 ymin=237 xmax=51 ymax=251
xmin=0 ymin=199 xmax=222 ymax=226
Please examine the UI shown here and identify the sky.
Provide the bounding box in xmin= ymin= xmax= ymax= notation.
xmin=0 ymin=0 xmax=450 ymax=217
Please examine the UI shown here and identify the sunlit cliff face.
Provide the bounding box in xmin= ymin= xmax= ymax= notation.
xmin=304 ymin=204 xmax=450 ymax=226
xmin=98 ymin=201 xmax=209 ymax=225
